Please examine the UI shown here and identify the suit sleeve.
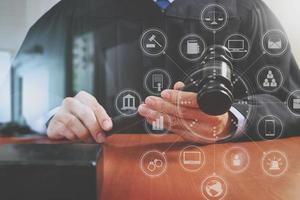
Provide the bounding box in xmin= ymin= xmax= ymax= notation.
xmin=232 ymin=0 xmax=300 ymax=141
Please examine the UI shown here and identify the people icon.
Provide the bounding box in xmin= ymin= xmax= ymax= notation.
xmin=262 ymin=70 xmax=278 ymax=88
xmin=257 ymin=66 xmax=284 ymax=92
xmin=271 ymin=79 xmax=277 ymax=87
xmin=267 ymin=70 xmax=274 ymax=79
xmin=232 ymin=153 xmax=241 ymax=167
xmin=263 ymin=79 xmax=270 ymax=87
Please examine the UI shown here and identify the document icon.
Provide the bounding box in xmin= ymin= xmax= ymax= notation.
xmin=293 ymin=98 xmax=300 ymax=109
xmin=152 ymin=74 xmax=164 ymax=92
xmin=268 ymin=38 xmax=282 ymax=49
xmin=187 ymin=40 xmax=200 ymax=55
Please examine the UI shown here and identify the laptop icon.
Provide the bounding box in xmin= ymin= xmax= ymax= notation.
xmin=228 ymin=40 xmax=247 ymax=53
xmin=183 ymin=151 xmax=201 ymax=165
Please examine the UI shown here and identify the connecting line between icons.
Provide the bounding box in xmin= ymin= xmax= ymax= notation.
xmin=241 ymin=131 xmax=266 ymax=154
xmin=213 ymin=31 xmax=216 ymax=173
xmin=162 ymin=135 xmax=182 ymax=154
xmin=240 ymin=52 xmax=266 ymax=78
xmin=281 ymin=85 xmax=292 ymax=94
xmin=163 ymin=51 xmax=194 ymax=81
xmin=213 ymin=141 xmax=216 ymax=172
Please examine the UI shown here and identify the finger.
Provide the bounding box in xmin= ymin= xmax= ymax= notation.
xmin=174 ymin=81 xmax=185 ymax=90
xmin=145 ymin=96 xmax=218 ymax=123
xmin=143 ymin=112 xmax=215 ymax=142
xmin=75 ymin=91 xmax=113 ymax=131
xmin=161 ymin=89 xmax=199 ymax=108
xmin=47 ymin=120 xmax=66 ymax=140
xmin=139 ymin=104 xmax=216 ymax=134
xmin=54 ymin=121 xmax=78 ymax=141
xmin=62 ymin=98 xmax=103 ymax=142
xmin=56 ymin=112 xmax=90 ymax=141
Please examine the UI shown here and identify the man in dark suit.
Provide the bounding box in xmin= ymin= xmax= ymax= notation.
xmin=14 ymin=0 xmax=300 ymax=143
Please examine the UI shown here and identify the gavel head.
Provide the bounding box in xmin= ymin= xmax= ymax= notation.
xmin=148 ymin=35 xmax=156 ymax=42
xmin=183 ymin=45 xmax=234 ymax=116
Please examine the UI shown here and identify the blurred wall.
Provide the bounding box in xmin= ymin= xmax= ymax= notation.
xmin=0 ymin=0 xmax=60 ymax=122
xmin=263 ymin=0 xmax=300 ymax=65
xmin=0 ymin=0 xmax=60 ymax=56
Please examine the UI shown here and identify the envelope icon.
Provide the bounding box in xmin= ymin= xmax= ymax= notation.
xmin=268 ymin=38 xmax=282 ymax=49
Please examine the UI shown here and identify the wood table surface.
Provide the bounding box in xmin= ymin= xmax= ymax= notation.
xmin=1 ymin=134 xmax=300 ymax=200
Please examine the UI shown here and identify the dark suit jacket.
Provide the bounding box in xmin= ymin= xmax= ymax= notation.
xmin=13 ymin=0 xmax=300 ymax=140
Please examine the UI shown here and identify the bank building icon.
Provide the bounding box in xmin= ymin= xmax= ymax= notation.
xmin=122 ymin=94 xmax=137 ymax=110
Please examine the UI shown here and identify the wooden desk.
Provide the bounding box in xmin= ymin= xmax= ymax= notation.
xmin=1 ymin=134 xmax=300 ymax=200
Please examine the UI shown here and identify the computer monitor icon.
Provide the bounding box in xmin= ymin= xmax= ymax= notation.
xmin=183 ymin=151 xmax=201 ymax=165
xmin=228 ymin=40 xmax=247 ymax=53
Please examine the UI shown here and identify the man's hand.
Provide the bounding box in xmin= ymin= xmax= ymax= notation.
xmin=47 ymin=91 xmax=113 ymax=143
xmin=138 ymin=82 xmax=231 ymax=143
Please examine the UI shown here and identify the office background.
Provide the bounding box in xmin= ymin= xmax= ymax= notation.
xmin=0 ymin=0 xmax=299 ymax=128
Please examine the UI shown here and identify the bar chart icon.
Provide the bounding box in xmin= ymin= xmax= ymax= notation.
xmin=152 ymin=116 xmax=164 ymax=131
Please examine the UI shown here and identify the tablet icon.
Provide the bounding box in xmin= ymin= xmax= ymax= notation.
xmin=257 ymin=115 xmax=283 ymax=140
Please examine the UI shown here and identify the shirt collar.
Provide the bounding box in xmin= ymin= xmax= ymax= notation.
xmin=153 ymin=0 xmax=175 ymax=3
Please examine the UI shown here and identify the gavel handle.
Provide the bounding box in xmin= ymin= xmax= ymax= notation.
xmin=105 ymin=115 xmax=142 ymax=137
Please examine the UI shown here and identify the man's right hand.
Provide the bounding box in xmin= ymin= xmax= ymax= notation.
xmin=47 ymin=91 xmax=113 ymax=143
